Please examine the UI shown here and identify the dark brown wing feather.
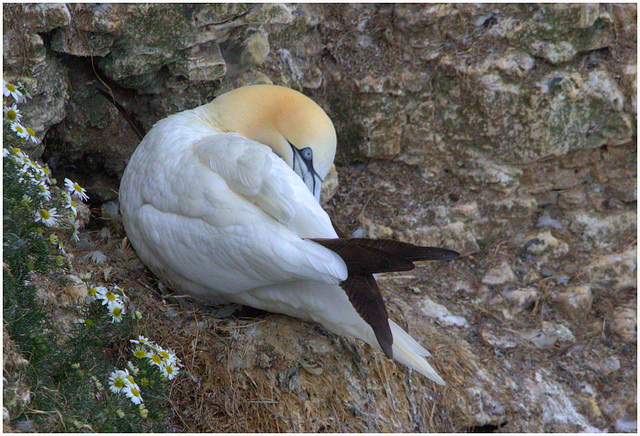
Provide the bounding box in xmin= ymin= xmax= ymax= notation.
xmin=311 ymin=238 xmax=459 ymax=275
xmin=340 ymin=274 xmax=393 ymax=358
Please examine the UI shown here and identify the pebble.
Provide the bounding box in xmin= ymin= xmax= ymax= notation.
xmin=420 ymin=296 xmax=469 ymax=328
xmin=610 ymin=306 xmax=637 ymax=343
xmin=481 ymin=261 xmax=517 ymax=285
xmin=553 ymin=284 xmax=593 ymax=320
xmin=522 ymin=230 xmax=568 ymax=256
xmin=504 ymin=287 xmax=539 ymax=314
xmin=518 ymin=321 xmax=576 ymax=349
xmin=587 ymin=356 xmax=621 ymax=375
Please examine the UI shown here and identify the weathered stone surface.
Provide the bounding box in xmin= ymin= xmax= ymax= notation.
xmin=581 ymin=246 xmax=636 ymax=292
xmin=420 ymin=295 xmax=469 ymax=328
xmin=503 ymin=287 xmax=539 ymax=315
xmin=552 ymin=284 xmax=594 ymax=321
xmin=522 ymin=230 xmax=569 ymax=257
xmin=610 ymin=305 xmax=637 ymax=343
xmin=569 ymin=211 xmax=636 ymax=248
xmin=167 ymin=41 xmax=227 ymax=82
xmin=482 ymin=261 xmax=518 ymax=286
xmin=18 ymin=3 xmax=71 ymax=33
xmin=3 ymin=3 xmax=636 ymax=433
xmin=3 ymin=11 xmax=70 ymax=146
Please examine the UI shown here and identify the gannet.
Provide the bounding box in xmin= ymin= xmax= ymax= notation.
xmin=119 ymin=84 xmax=459 ymax=384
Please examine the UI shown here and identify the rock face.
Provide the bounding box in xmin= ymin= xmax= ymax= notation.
xmin=3 ymin=3 xmax=636 ymax=432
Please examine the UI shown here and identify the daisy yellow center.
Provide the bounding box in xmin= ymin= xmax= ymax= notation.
xmin=131 ymin=387 xmax=140 ymax=397
xmin=7 ymin=109 xmax=17 ymax=120
xmin=112 ymin=307 xmax=122 ymax=317
xmin=114 ymin=377 xmax=125 ymax=389
xmin=105 ymin=292 xmax=116 ymax=301
xmin=88 ymin=288 xmax=97 ymax=296
xmin=40 ymin=209 xmax=51 ymax=219
xmin=38 ymin=185 xmax=45 ymax=193
xmin=71 ymin=200 xmax=76 ymax=207
xmin=165 ymin=365 xmax=174 ymax=375
xmin=151 ymin=354 xmax=162 ymax=365
xmin=11 ymin=148 xmax=22 ymax=155
xmin=26 ymin=127 xmax=35 ymax=136
xmin=74 ymin=183 xmax=82 ymax=192
xmin=160 ymin=351 xmax=170 ymax=359
xmin=15 ymin=125 xmax=24 ymax=133
xmin=134 ymin=349 xmax=146 ymax=358
xmin=6 ymin=83 xmax=15 ymax=92
xmin=126 ymin=375 xmax=136 ymax=385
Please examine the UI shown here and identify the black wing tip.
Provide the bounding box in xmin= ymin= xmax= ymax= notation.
xmin=438 ymin=248 xmax=461 ymax=260
xmin=378 ymin=333 xmax=393 ymax=359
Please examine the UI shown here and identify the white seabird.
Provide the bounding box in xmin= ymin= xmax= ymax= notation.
xmin=119 ymin=84 xmax=459 ymax=385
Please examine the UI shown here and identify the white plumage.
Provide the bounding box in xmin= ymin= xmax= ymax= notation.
xmin=119 ymin=84 xmax=453 ymax=385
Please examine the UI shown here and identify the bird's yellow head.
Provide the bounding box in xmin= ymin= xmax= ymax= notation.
xmin=203 ymin=84 xmax=337 ymax=200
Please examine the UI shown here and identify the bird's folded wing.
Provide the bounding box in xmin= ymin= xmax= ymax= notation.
xmin=193 ymin=133 xmax=335 ymax=238
xmin=137 ymin=204 xmax=346 ymax=289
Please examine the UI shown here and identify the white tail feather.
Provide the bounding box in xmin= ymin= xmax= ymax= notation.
xmin=390 ymin=320 xmax=445 ymax=385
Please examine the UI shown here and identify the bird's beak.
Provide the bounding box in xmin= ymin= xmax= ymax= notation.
xmin=290 ymin=143 xmax=323 ymax=201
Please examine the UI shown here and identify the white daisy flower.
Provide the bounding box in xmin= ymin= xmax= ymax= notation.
xmin=16 ymin=154 xmax=35 ymax=171
xmin=63 ymin=192 xmax=77 ymax=217
xmin=86 ymin=286 xmax=99 ymax=303
xmin=4 ymin=104 xmax=21 ymax=123
xmin=25 ymin=126 xmax=38 ymax=143
xmin=158 ymin=348 xmax=178 ymax=365
xmin=3 ymin=80 xmax=24 ymax=102
xmin=97 ymin=288 xmax=119 ymax=306
xmin=10 ymin=122 xmax=29 ymax=139
xmin=36 ymin=182 xmax=52 ymax=201
xmin=123 ymin=374 xmax=140 ymax=391
xmin=10 ymin=147 xmax=25 ymax=158
xmin=160 ymin=361 xmax=181 ymax=380
xmin=64 ymin=178 xmax=89 ymax=201
xmin=130 ymin=335 xmax=152 ymax=346
xmin=69 ymin=219 xmax=81 ymax=242
xmin=107 ymin=300 xmax=125 ymax=323
xmin=3 ymin=148 xmax=10 ymax=158
xmin=108 ymin=369 xmax=129 ymax=394
xmin=88 ymin=285 xmax=107 ymax=303
xmin=132 ymin=346 xmax=150 ymax=360
xmin=148 ymin=352 xmax=163 ymax=368
xmin=123 ymin=385 xmax=143 ymax=405
xmin=34 ymin=208 xmax=59 ymax=227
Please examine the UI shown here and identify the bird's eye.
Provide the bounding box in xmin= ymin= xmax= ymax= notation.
xmin=301 ymin=147 xmax=313 ymax=161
